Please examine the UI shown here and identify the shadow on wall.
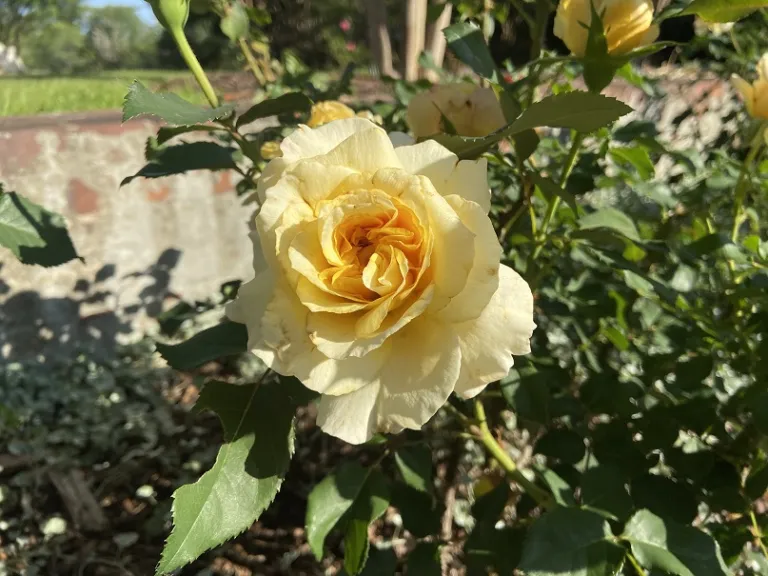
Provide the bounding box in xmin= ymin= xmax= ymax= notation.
xmin=0 ymin=248 xmax=181 ymax=365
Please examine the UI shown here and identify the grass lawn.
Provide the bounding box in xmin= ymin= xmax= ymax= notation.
xmin=0 ymin=70 xmax=207 ymax=117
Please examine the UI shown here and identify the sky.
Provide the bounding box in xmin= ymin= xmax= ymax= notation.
xmin=85 ymin=0 xmax=155 ymax=23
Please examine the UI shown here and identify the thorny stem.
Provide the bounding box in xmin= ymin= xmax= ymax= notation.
xmin=238 ymin=37 xmax=267 ymax=84
xmin=171 ymin=27 xmax=220 ymax=108
xmin=472 ymin=399 xmax=554 ymax=508
xmin=532 ymin=132 xmax=584 ymax=260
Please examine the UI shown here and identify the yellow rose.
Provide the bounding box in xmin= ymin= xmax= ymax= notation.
xmin=554 ymin=0 xmax=659 ymax=57
xmin=260 ymin=140 xmax=283 ymax=160
xmin=731 ymin=54 xmax=768 ymax=120
xmin=307 ymin=100 xmax=356 ymax=128
xmin=407 ymin=83 xmax=507 ymax=138
xmin=227 ymin=118 xmax=535 ymax=444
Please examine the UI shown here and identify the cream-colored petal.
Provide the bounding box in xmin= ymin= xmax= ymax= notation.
xmin=406 ymin=91 xmax=443 ymax=138
xmin=288 ymin=161 xmax=358 ymax=211
xmin=441 ymin=158 xmax=491 ymax=213
xmin=256 ymin=180 xmax=313 ymax=272
xmin=308 ymin=284 xmax=434 ymax=359
xmin=420 ymin=177 xmax=476 ymax=308
xmin=731 ymin=74 xmax=755 ymax=115
xmin=436 ymin=195 xmax=501 ymax=323
xmin=377 ymin=316 xmax=461 ymax=431
xmin=316 ymin=382 xmax=381 ymax=445
xmin=395 ymin=141 xmax=491 ymax=213
xmin=453 ymin=264 xmax=535 ymax=398
xmin=314 ymin=125 xmax=402 ymax=174
xmin=250 ymin=278 xmax=315 ymax=375
xmin=296 ymin=277 xmax=370 ymax=313
xmin=294 ymin=339 xmax=391 ymax=397
xmin=280 ymin=117 xmax=378 ymax=162
xmin=225 ymin=269 xmax=274 ymax=352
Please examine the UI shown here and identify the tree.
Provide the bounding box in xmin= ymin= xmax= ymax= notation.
xmin=0 ymin=0 xmax=82 ymax=47
xmin=364 ymin=0 xmax=454 ymax=81
xmin=86 ymin=5 xmax=157 ymax=69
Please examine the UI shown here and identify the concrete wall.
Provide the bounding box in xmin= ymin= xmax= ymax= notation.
xmin=0 ymin=111 xmax=254 ymax=361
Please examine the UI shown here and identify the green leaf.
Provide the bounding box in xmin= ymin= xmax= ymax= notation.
xmin=156 ymin=124 xmax=222 ymax=146
xmin=443 ymin=21 xmax=500 ymax=83
xmin=610 ymin=145 xmax=655 ymax=180
xmin=745 ymin=460 xmax=768 ymax=501
xmin=432 ymin=92 xmax=631 ymax=159
xmin=390 ymin=482 xmax=441 ymax=538
xmin=579 ymin=207 xmax=641 ymax=242
xmin=405 ymin=542 xmax=441 ymax=576
xmin=501 ymin=369 xmax=551 ymax=429
xmin=122 ymin=142 xmax=237 ymax=186
xmin=156 ymin=321 xmax=247 ymax=371
xmin=220 ymin=1 xmax=249 ymax=41
xmin=583 ymin=0 xmax=616 ymax=93
xmin=123 ymin=81 xmax=233 ymax=125
xmin=631 ymin=474 xmax=698 ymax=525
xmin=236 ymin=92 xmax=313 ymax=128
xmin=0 ymin=191 xmax=79 ymax=267
xmin=622 ymin=510 xmax=729 ymax=576
xmin=678 ymin=0 xmax=768 ymax=22
xmin=342 ymin=470 xmax=391 ymax=576
xmin=581 ymin=465 xmax=633 ymax=522
xmin=513 ymin=92 xmax=632 ymax=134
xmin=535 ymin=429 xmax=586 ymax=465
xmin=465 ymin=525 xmax=526 ymax=576
xmin=394 ymin=445 xmax=432 ymax=494
xmin=531 ymin=172 xmax=578 ymax=215
xmin=355 ymin=548 xmax=397 ymax=576
xmin=519 ymin=507 xmax=622 ymax=576
xmin=497 ymin=89 xmax=540 ymax=160
xmin=306 ymin=462 xmax=369 ymax=560
xmin=156 ymin=378 xmax=315 ymax=574
xmin=536 ymin=466 xmax=577 ymax=507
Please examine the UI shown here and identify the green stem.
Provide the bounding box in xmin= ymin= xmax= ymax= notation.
xmin=627 ymin=553 xmax=648 ymax=576
xmin=238 ymin=37 xmax=266 ymax=84
xmin=751 ymin=510 xmax=768 ymax=560
xmin=508 ymin=0 xmax=536 ymax=30
xmin=730 ymin=139 xmax=762 ymax=244
xmin=532 ymin=132 xmax=584 ymax=260
xmin=728 ymin=138 xmax=763 ymax=278
xmin=472 ymin=399 xmax=554 ymax=508
xmin=171 ymin=27 xmax=219 ymax=108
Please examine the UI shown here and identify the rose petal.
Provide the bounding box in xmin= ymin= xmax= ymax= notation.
xmin=316 ymin=382 xmax=381 ymax=444
xmin=435 ymin=195 xmax=501 ymax=323
xmin=453 ymin=264 xmax=535 ymax=399
xmin=395 ymin=141 xmax=491 ymax=212
xmin=377 ymin=316 xmax=461 ymax=431
xmin=308 ymin=284 xmax=434 ymax=359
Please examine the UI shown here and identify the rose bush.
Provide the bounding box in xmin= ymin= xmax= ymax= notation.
xmin=226 ymin=118 xmax=534 ymax=443
xmin=109 ymin=3 xmax=768 ymax=575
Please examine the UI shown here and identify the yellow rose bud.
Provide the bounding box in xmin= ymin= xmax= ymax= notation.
xmin=307 ymin=101 xmax=356 ymax=128
xmin=553 ymin=0 xmax=659 ymax=57
xmin=226 ymin=118 xmax=535 ymax=444
xmin=260 ymin=140 xmax=283 ymax=160
xmin=406 ymin=83 xmax=507 ymax=138
xmin=731 ymin=54 xmax=768 ymax=120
